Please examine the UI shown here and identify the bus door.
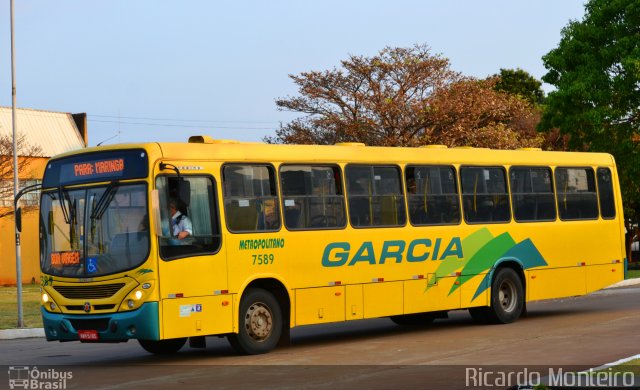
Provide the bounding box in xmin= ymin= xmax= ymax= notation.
xmin=153 ymin=172 xmax=232 ymax=339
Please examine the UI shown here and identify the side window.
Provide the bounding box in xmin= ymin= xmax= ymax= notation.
xmin=555 ymin=167 xmax=598 ymax=220
xmin=223 ymin=164 xmax=281 ymax=232
xmin=280 ymin=165 xmax=346 ymax=230
xmin=346 ymin=165 xmax=406 ymax=227
xmin=509 ymin=167 xmax=556 ymax=222
xmin=405 ymin=165 xmax=460 ymax=225
xmin=597 ymin=167 xmax=616 ymax=219
xmin=156 ymin=176 xmax=220 ymax=260
xmin=460 ymin=167 xmax=510 ymax=224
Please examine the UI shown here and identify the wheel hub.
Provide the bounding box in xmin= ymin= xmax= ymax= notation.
xmin=498 ymin=279 xmax=517 ymax=313
xmin=245 ymin=302 xmax=273 ymax=341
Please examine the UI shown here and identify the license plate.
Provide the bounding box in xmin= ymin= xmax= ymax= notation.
xmin=78 ymin=330 xmax=99 ymax=341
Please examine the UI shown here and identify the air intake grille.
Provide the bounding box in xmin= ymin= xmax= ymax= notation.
xmin=53 ymin=283 xmax=125 ymax=299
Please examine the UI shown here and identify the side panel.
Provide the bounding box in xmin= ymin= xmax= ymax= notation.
xmin=460 ymin=273 xmax=489 ymax=308
xmin=404 ymin=277 xmax=462 ymax=314
xmin=527 ymin=267 xmax=587 ymax=301
xmin=586 ymin=263 xmax=624 ymax=293
xmin=363 ymin=281 xmax=403 ymax=318
xmin=162 ymin=295 xmax=234 ymax=339
xmin=295 ymin=286 xmax=345 ymax=326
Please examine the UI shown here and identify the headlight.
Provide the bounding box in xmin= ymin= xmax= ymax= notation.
xmin=41 ymin=292 xmax=61 ymax=313
xmin=119 ymin=281 xmax=155 ymax=312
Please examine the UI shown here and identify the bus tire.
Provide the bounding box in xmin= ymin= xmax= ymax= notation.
xmin=227 ymin=288 xmax=282 ymax=355
xmin=138 ymin=337 xmax=186 ymax=354
xmin=487 ymin=267 xmax=524 ymax=324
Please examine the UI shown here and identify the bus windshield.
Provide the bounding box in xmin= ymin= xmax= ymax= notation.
xmin=40 ymin=183 xmax=150 ymax=277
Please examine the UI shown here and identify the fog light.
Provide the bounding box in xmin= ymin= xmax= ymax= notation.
xmin=134 ymin=290 xmax=143 ymax=300
xmin=127 ymin=299 xmax=135 ymax=309
xmin=49 ymin=302 xmax=57 ymax=311
xmin=128 ymin=325 xmax=136 ymax=335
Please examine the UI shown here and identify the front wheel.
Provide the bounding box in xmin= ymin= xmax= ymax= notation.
xmin=227 ymin=288 xmax=282 ymax=355
xmin=138 ymin=338 xmax=186 ymax=354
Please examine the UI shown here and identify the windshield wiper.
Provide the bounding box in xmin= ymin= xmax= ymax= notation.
xmin=90 ymin=181 xmax=119 ymax=221
xmin=57 ymin=186 xmax=71 ymax=224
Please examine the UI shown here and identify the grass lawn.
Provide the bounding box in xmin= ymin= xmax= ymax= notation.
xmin=606 ymin=358 xmax=640 ymax=375
xmin=0 ymin=285 xmax=42 ymax=329
xmin=626 ymin=269 xmax=640 ymax=279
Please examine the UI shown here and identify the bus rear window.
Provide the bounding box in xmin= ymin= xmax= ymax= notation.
xmin=597 ymin=168 xmax=616 ymax=219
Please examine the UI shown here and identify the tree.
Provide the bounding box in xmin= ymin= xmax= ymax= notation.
xmin=269 ymin=45 xmax=543 ymax=149
xmin=540 ymin=0 xmax=640 ymax=218
xmin=0 ymin=133 xmax=43 ymax=218
xmin=492 ymin=68 xmax=545 ymax=106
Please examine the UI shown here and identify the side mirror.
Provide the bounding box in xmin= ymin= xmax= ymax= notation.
xmin=15 ymin=207 xmax=22 ymax=232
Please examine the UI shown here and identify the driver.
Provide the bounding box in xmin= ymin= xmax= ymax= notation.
xmin=168 ymin=199 xmax=193 ymax=242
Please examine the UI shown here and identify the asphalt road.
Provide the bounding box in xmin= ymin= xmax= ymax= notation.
xmin=1 ymin=286 xmax=639 ymax=389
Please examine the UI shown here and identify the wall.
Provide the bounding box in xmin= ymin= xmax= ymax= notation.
xmin=0 ymin=157 xmax=47 ymax=285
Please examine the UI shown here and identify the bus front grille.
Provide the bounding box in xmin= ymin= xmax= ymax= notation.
xmin=53 ymin=283 xmax=126 ymax=299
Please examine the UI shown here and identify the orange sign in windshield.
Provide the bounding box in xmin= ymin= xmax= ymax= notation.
xmin=73 ymin=159 xmax=125 ymax=177
xmin=50 ymin=251 xmax=81 ymax=267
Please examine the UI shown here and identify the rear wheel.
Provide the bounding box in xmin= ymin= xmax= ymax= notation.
xmin=138 ymin=338 xmax=186 ymax=354
xmin=471 ymin=267 xmax=524 ymax=324
xmin=227 ymin=288 xmax=282 ymax=355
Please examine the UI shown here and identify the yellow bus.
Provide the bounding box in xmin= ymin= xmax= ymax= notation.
xmin=39 ymin=136 xmax=626 ymax=354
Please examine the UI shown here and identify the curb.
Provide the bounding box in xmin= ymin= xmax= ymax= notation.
xmin=0 ymin=327 xmax=45 ymax=340
xmin=604 ymin=278 xmax=640 ymax=289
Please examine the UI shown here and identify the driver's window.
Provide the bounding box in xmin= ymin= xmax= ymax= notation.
xmin=280 ymin=165 xmax=346 ymax=230
xmin=156 ymin=175 xmax=221 ymax=260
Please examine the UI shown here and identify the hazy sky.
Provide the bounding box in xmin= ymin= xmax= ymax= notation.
xmin=0 ymin=1 xmax=586 ymax=146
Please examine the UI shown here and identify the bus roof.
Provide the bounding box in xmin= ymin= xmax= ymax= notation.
xmin=51 ymin=137 xmax=616 ymax=168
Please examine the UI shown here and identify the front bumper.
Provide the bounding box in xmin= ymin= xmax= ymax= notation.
xmin=41 ymin=302 xmax=160 ymax=342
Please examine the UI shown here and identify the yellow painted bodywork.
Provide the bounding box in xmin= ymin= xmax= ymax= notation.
xmin=41 ymin=141 xmax=626 ymax=340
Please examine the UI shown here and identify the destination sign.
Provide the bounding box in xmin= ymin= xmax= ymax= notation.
xmin=42 ymin=149 xmax=148 ymax=187
xmin=50 ymin=251 xmax=81 ymax=267
xmin=72 ymin=158 xmax=125 ymax=178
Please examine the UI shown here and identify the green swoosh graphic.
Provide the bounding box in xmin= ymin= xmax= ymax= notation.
xmin=426 ymin=228 xmax=494 ymax=289
xmin=449 ymin=232 xmax=516 ymax=295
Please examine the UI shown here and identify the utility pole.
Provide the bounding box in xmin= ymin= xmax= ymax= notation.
xmin=10 ymin=0 xmax=25 ymax=328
